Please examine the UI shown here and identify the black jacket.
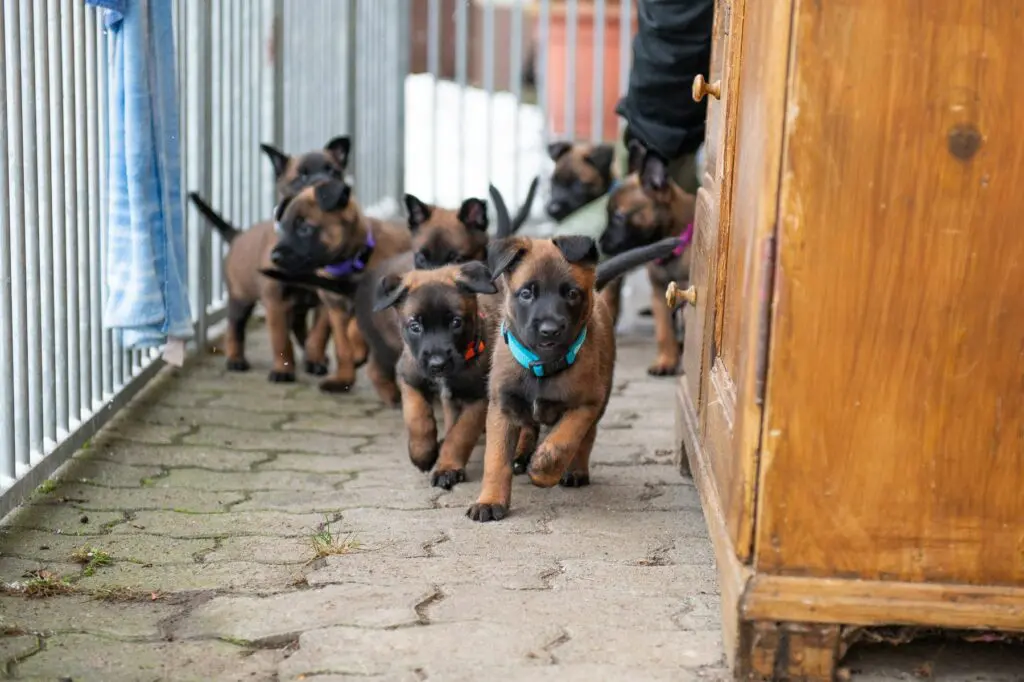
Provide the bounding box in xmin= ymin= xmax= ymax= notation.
xmin=616 ymin=0 xmax=715 ymax=161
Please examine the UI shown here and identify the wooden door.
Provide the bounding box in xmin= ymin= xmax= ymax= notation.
xmin=694 ymin=0 xmax=791 ymax=563
xmin=755 ymin=0 xmax=1024 ymax=585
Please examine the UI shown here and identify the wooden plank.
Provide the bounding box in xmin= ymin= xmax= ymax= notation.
xmin=743 ymin=574 xmax=1024 ymax=631
xmin=699 ymin=0 xmax=793 ymax=564
xmin=677 ymin=377 xmax=752 ymax=670
xmin=757 ymin=0 xmax=1024 ymax=584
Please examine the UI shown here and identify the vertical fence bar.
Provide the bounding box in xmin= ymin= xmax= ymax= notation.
xmin=592 ymin=0 xmax=605 ymax=143
xmin=187 ymin=0 xmax=211 ymax=348
xmin=565 ymin=0 xmax=577 ymax=141
xmin=455 ymin=0 xmax=467 ymax=201
xmin=34 ymin=0 xmax=57 ymax=449
xmin=426 ymin=0 xmax=439 ymax=204
xmin=4 ymin=0 xmax=30 ymax=469
xmin=484 ymin=0 xmax=495 ymax=188
xmin=395 ymin=0 xmax=408 ymax=201
xmin=241 ymin=1 xmax=251 ymax=229
xmin=19 ymin=0 xmax=45 ymax=456
xmin=0 ymin=2 xmax=17 ymax=481
xmin=61 ymin=0 xmax=80 ymax=426
xmin=538 ymin=0 xmax=550 ymax=142
xmin=47 ymin=0 xmax=69 ymax=438
xmin=72 ymin=0 xmax=91 ymax=416
xmin=20 ymin=0 xmax=44 ymax=457
xmin=618 ymin=0 xmax=631 ymax=136
xmin=510 ymin=0 xmax=523 ymax=207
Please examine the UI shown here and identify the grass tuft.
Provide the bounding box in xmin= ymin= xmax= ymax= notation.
xmin=1 ymin=570 xmax=76 ymax=599
xmin=70 ymin=546 xmax=113 ymax=577
xmin=310 ymin=517 xmax=360 ymax=561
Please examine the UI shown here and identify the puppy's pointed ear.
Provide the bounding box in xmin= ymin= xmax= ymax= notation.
xmin=487 ymin=238 xmax=529 ymax=280
xmin=547 ymin=141 xmax=572 ymax=162
xmin=260 ymin=143 xmax=290 ymax=179
xmin=314 ymin=180 xmax=351 ymax=212
xmin=273 ymin=195 xmax=295 ymax=223
xmin=626 ymin=138 xmax=647 ymax=176
xmin=458 ymin=198 xmax=489 ymax=232
xmin=324 ymin=136 xmax=351 ymax=171
xmin=372 ymin=273 xmax=408 ymax=312
xmin=456 ymin=261 xmax=498 ymax=295
xmin=404 ymin=194 xmax=431 ymax=231
xmin=552 ymin=235 xmax=599 ymax=268
xmin=584 ymin=144 xmax=615 ymax=180
xmin=640 ymin=150 xmax=669 ymax=193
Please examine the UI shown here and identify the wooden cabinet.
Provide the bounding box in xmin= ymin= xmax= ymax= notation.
xmin=673 ymin=1 xmax=1024 ymax=679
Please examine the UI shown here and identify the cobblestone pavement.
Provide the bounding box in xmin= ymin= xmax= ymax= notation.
xmin=1 ymin=327 xmax=1021 ymax=681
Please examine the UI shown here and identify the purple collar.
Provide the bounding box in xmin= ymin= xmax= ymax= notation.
xmin=323 ymin=227 xmax=376 ymax=277
xmin=656 ymin=222 xmax=694 ymax=265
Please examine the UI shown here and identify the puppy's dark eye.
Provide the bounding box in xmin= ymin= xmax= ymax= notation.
xmin=297 ymin=222 xmax=315 ymax=239
xmin=450 ymin=316 xmax=463 ymax=331
xmin=517 ymin=287 xmax=534 ymax=303
xmin=406 ymin=319 xmax=423 ymax=335
xmin=448 ymin=253 xmax=461 ymax=264
xmin=566 ymin=288 xmax=581 ymax=304
xmin=414 ymin=251 xmax=429 ymax=268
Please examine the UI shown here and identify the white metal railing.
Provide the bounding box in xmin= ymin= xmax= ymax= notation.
xmin=0 ymin=0 xmax=409 ymax=517
xmin=1 ymin=0 xmax=629 ymax=517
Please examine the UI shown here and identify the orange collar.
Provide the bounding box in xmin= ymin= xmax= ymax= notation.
xmin=463 ymin=311 xmax=487 ymax=361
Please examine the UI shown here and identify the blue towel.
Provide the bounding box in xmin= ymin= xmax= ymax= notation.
xmin=93 ymin=0 xmax=193 ymax=350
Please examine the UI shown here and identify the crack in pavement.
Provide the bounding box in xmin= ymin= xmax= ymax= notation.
xmin=419 ymin=533 xmax=449 ymax=559
xmin=412 ymin=586 xmax=445 ymax=626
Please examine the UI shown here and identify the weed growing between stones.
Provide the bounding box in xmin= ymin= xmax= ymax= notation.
xmin=310 ymin=517 xmax=360 ymax=561
xmin=70 ymin=546 xmax=113 ymax=577
xmin=0 ymin=570 xmax=76 ymax=598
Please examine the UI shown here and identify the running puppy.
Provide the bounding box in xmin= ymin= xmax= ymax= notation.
xmin=599 ymin=142 xmax=697 ymax=376
xmin=372 ymin=261 xmax=499 ymax=489
xmin=467 ymin=234 xmax=681 ymax=522
xmin=269 ymin=178 xmax=412 ymax=396
xmin=187 ymin=136 xmax=351 ymax=381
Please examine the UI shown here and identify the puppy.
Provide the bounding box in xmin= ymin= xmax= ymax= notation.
xmin=268 ymin=179 xmax=412 ymax=396
xmin=467 ymin=234 xmax=682 ymax=522
xmin=263 ymin=185 xmax=528 ymax=405
xmin=598 ymin=142 xmax=697 ymax=376
xmin=544 ymin=141 xmax=617 ymax=222
xmin=187 ymin=136 xmax=351 ymax=381
xmin=372 ymin=261 xmax=499 ymax=489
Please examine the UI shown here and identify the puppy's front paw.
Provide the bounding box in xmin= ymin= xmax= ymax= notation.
xmin=226 ymin=357 xmax=251 ymax=372
xmin=320 ymin=378 xmax=354 ymax=393
xmin=559 ymin=471 xmax=590 ymax=488
xmin=431 ymin=468 xmax=466 ymax=490
xmin=304 ymin=360 xmax=329 ymax=376
xmin=466 ymin=502 xmax=508 ymax=523
xmin=268 ymin=370 xmax=296 ymax=383
xmin=646 ymin=360 xmax=678 ymax=377
xmin=527 ymin=445 xmax=568 ymax=489
xmin=409 ymin=441 xmax=440 ymax=473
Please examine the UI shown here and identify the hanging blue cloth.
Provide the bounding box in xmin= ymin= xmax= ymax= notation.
xmin=90 ymin=0 xmax=193 ymax=354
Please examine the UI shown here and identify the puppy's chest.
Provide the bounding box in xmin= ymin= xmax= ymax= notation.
xmin=499 ymin=380 xmax=569 ymax=427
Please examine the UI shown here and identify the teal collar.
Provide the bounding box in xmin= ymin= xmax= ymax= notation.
xmin=500 ymin=322 xmax=588 ymax=378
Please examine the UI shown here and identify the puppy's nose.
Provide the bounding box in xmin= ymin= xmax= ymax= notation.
xmin=537 ymin=320 xmax=565 ymax=339
xmin=546 ymin=200 xmax=564 ymax=216
xmin=270 ymin=249 xmax=286 ymax=267
xmin=426 ymin=354 xmax=451 ymax=374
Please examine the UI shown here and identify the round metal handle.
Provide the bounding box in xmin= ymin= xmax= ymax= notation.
xmin=692 ymin=74 xmax=721 ymax=102
xmin=665 ymin=282 xmax=697 ymax=310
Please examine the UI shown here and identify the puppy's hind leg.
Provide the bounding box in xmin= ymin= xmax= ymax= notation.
xmin=303 ymin=305 xmax=331 ymax=376
xmin=366 ymin=355 xmax=401 ymax=407
xmin=225 ymin=299 xmax=255 ymax=372
xmin=431 ymin=399 xmax=486 ymax=490
xmin=511 ymin=424 xmax=539 ymax=476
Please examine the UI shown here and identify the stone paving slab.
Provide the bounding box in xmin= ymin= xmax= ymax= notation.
xmin=0 ymin=329 xmax=1019 ymax=680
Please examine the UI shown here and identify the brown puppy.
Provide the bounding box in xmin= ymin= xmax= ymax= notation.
xmin=263 ymin=186 xmax=527 ymax=406
xmin=544 ymin=141 xmax=617 ymax=222
xmin=405 ymin=194 xmax=490 ymax=268
xmin=269 ymin=179 xmax=412 ymax=396
xmin=599 ymin=142 xmax=697 ymax=376
xmin=466 ymin=235 xmax=613 ymax=522
xmin=187 ymin=136 xmax=351 ymax=381
xmin=372 ymin=262 xmax=499 ymax=489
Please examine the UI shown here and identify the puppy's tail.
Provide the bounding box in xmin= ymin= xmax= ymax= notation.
xmin=259 ymin=268 xmax=360 ymax=298
xmin=594 ymin=236 xmax=682 ymax=292
xmin=489 ymin=176 xmax=539 ymax=238
xmin=188 ymin=192 xmax=241 ymax=244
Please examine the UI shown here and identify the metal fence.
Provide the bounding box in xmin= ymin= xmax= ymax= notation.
xmin=0 ymin=0 xmax=633 ymax=517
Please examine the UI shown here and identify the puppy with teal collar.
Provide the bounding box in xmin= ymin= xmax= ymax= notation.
xmin=467 ymin=234 xmax=682 ymax=522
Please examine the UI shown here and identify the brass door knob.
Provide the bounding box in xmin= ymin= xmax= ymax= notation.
xmin=692 ymin=74 xmax=721 ymax=102
xmin=666 ymin=281 xmax=697 ymax=309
